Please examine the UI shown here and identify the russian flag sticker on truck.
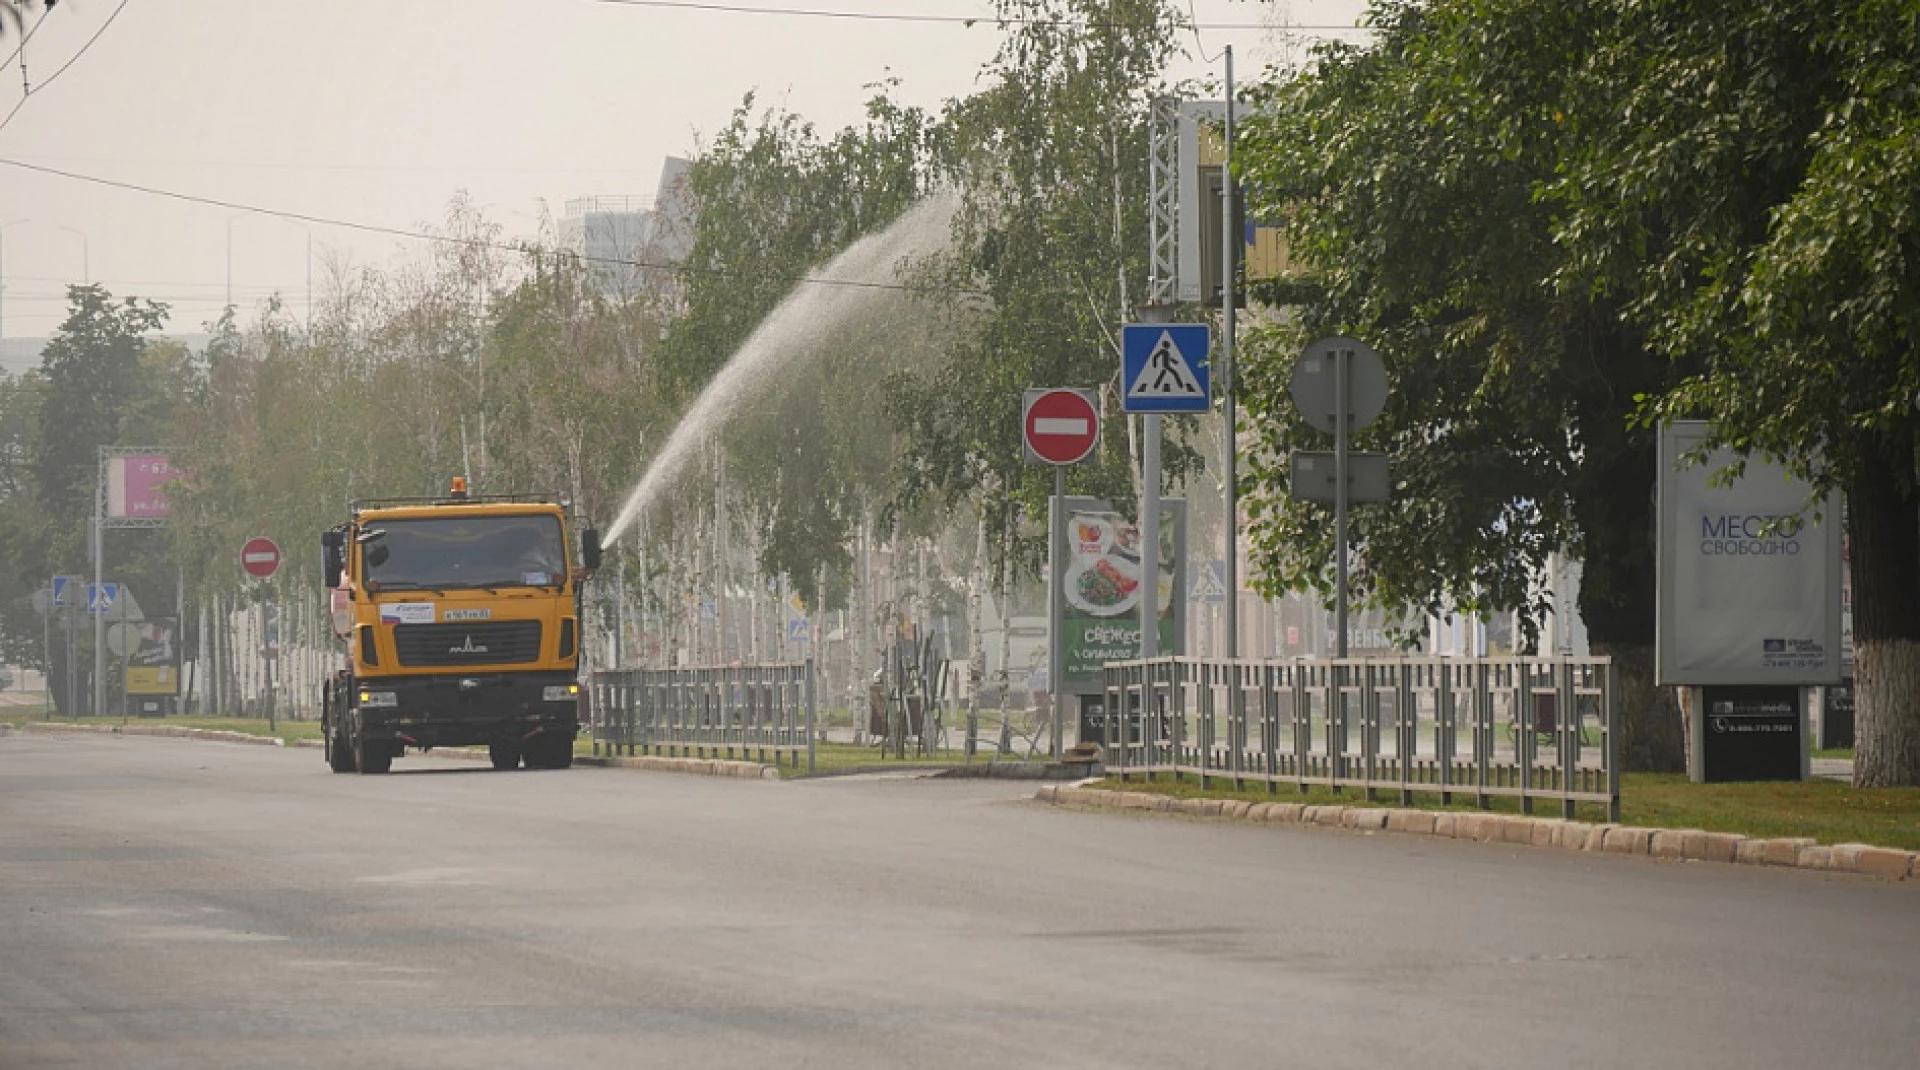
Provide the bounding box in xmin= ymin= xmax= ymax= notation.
xmin=379 ymin=603 xmax=436 ymax=624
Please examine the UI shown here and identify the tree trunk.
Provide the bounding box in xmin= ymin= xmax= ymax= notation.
xmin=1589 ymin=639 xmax=1681 ymax=771
xmin=1570 ymin=424 xmax=1684 ymax=772
xmin=1565 ymin=314 xmax=1684 ymax=772
xmin=1846 ymin=438 xmax=1920 ymax=786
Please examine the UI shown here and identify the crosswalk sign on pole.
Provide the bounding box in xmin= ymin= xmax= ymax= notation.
xmin=1123 ymin=324 xmax=1212 ymax=413
xmin=51 ymin=575 xmax=77 ymax=608
xmin=87 ymin=583 xmax=119 ymax=615
xmin=1189 ymin=561 xmax=1228 ymax=605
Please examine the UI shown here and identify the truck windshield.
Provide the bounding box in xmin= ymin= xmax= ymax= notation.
xmin=360 ymin=514 xmax=566 ymax=590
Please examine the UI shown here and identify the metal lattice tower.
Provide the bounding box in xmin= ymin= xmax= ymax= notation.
xmin=1147 ymin=96 xmax=1180 ymax=308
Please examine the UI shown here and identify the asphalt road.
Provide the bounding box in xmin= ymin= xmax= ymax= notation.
xmin=2 ymin=731 xmax=1915 ymax=1070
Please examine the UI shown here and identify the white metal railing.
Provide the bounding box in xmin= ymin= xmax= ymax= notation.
xmin=1099 ymin=656 xmax=1619 ymax=820
xmin=590 ymin=662 xmax=815 ymax=773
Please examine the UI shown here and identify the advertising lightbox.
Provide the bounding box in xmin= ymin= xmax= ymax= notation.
xmin=1656 ymin=421 xmax=1842 ymax=686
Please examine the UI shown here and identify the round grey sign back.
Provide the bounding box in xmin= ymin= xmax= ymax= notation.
xmin=1290 ymin=336 xmax=1387 ymax=434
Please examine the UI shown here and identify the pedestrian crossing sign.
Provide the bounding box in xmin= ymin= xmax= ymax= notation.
xmin=1189 ymin=561 xmax=1228 ymax=605
xmin=1123 ymin=324 xmax=1211 ymax=413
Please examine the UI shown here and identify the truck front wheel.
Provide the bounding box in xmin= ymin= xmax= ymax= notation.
xmin=488 ymin=741 xmax=521 ymax=771
xmin=327 ymin=721 xmax=357 ymax=773
xmin=355 ymin=722 xmax=393 ymax=775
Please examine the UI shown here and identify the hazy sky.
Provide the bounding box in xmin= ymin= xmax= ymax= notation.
xmin=0 ymin=0 xmax=1368 ymax=341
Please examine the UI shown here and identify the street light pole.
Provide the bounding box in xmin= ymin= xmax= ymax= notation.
xmin=0 ymin=217 xmax=30 ymax=340
xmin=55 ymin=224 xmax=88 ymax=284
xmin=226 ymin=217 xmax=239 ymax=310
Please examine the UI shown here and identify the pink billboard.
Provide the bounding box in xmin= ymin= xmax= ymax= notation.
xmin=107 ymin=454 xmax=181 ymax=519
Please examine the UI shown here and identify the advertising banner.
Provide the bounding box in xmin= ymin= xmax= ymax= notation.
xmin=124 ymin=618 xmax=182 ymax=696
xmin=1656 ymin=421 xmax=1842 ymax=686
xmin=106 ymin=454 xmax=181 ymax=520
xmin=1057 ymin=497 xmax=1186 ymax=693
xmin=1700 ymin=685 xmax=1802 ymax=782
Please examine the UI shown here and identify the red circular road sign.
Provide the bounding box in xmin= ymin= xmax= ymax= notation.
xmin=241 ymin=536 xmax=282 ymax=579
xmin=1023 ymin=388 xmax=1100 ymax=466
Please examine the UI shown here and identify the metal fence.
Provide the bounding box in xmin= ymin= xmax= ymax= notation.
xmin=1100 ymin=656 xmax=1619 ymax=820
xmin=589 ymin=662 xmax=816 ymax=773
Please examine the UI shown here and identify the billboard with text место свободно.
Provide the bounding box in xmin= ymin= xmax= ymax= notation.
xmin=1656 ymin=421 xmax=1842 ymax=686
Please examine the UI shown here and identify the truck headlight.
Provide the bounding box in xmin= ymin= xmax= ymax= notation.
xmin=358 ymin=691 xmax=398 ymax=708
xmin=543 ymin=684 xmax=580 ymax=702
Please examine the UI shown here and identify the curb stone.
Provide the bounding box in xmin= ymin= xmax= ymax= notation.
xmin=24 ymin=722 xmax=780 ymax=780
xmin=24 ymin=721 xmax=283 ymax=746
xmin=1032 ymin=785 xmax=1917 ymax=883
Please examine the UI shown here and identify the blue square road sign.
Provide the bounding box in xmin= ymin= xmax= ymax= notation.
xmin=1122 ymin=324 xmax=1212 ymax=414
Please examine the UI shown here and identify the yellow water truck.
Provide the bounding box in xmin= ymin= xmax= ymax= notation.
xmin=320 ymin=479 xmax=600 ymax=774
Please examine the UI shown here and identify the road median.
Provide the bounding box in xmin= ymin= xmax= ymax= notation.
xmin=1034 ymin=783 xmax=1920 ymax=882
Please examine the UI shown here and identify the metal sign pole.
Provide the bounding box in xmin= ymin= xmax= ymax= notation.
xmin=94 ymin=485 xmax=105 ymax=720
xmin=1050 ymin=466 xmax=1066 ymax=759
xmin=1141 ymin=417 xmax=1162 ymax=660
xmin=1335 ymin=346 xmax=1349 ymax=658
xmin=1221 ymin=45 xmax=1239 ymax=662
xmin=267 ymin=592 xmax=277 ymax=733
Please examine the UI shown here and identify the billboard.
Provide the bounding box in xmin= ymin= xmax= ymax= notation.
xmin=124 ymin=618 xmax=182 ymax=696
xmin=1054 ymin=497 xmax=1186 ymax=693
xmin=106 ymin=454 xmax=180 ymax=520
xmin=1656 ymin=422 xmax=1842 ymax=686
xmin=1176 ymin=101 xmax=1289 ymax=304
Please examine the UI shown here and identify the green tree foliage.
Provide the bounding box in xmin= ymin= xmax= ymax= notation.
xmin=652 ymin=87 xmax=937 ymax=608
xmin=893 ymin=0 xmax=1188 ymax=561
xmin=0 ymin=369 xmax=51 ymax=667
xmin=0 ymin=285 xmax=188 ymax=710
xmin=1235 ymin=0 xmax=1685 ymax=769
xmin=1543 ymin=0 xmax=1920 ymax=785
xmin=34 ymin=286 xmax=169 ymax=529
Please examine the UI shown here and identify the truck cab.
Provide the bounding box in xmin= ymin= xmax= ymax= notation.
xmin=320 ymin=481 xmax=600 ymax=774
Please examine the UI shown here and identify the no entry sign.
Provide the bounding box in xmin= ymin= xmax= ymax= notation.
xmin=241 ymin=536 xmax=282 ymax=579
xmin=1023 ymin=388 xmax=1100 ymax=466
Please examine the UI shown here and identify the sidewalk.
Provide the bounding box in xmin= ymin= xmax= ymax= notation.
xmin=1812 ymin=756 xmax=1854 ymax=782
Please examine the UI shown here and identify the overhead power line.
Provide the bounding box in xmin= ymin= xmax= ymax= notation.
xmin=593 ymin=0 xmax=1370 ymax=32
xmin=0 ymin=155 xmax=974 ymax=297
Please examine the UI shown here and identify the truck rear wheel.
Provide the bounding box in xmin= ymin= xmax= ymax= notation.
xmin=489 ymin=741 xmax=521 ymax=771
xmin=529 ymin=733 xmax=572 ymax=768
xmin=525 ymin=734 xmax=574 ymax=770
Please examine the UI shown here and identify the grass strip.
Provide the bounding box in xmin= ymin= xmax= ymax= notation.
xmin=1083 ymin=771 xmax=1920 ymax=851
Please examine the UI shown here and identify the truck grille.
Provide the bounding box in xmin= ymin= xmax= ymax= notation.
xmin=392 ymin=621 xmax=543 ymax=667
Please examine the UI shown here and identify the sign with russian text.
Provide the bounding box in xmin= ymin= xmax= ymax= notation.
xmin=1656 ymin=421 xmax=1842 ymax=686
xmin=1056 ymin=497 xmax=1186 ymax=693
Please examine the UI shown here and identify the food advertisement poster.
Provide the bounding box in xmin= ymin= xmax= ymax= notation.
xmin=1056 ymin=497 xmax=1186 ymax=693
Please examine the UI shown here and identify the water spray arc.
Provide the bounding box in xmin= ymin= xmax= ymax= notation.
xmin=603 ymin=195 xmax=959 ymax=545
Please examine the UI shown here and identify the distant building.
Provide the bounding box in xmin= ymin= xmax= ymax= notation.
xmin=559 ymin=157 xmax=694 ymax=304
xmin=1 ymin=333 xmax=212 ymax=378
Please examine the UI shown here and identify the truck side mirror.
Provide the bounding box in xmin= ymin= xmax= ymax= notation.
xmin=581 ymin=527 xmax=602 ymax=572
xmin=321 ymin=531 xmax=345 ymax=588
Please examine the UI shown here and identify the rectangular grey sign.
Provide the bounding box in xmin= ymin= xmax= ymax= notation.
xmin=1289 ymin=451 xmax=1390 ymax=505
